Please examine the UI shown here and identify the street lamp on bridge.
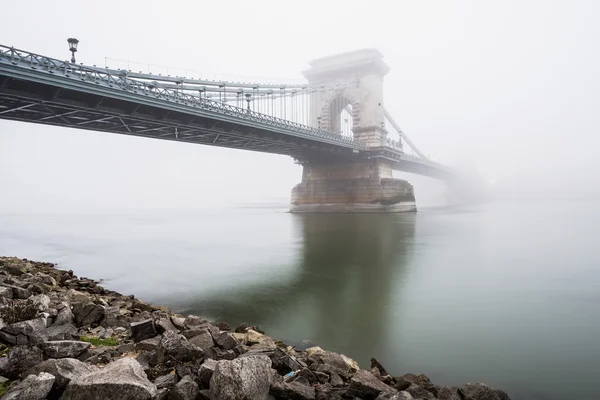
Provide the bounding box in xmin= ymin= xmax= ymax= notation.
xmin=67 ymin=38 xmax=79 ymax=63
xmin=245 ymin=93 xmax=252 ymax=112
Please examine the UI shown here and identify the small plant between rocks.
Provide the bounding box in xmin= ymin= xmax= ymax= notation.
xmin=79 ymin=335 xmax=120 ymax=347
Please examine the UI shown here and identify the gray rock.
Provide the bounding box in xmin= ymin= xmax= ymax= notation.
xmin=156 ymin=331 xmax=203 ymax=365
xmin=330 ymin=372 xmax=344 ymax=387
xmin=2 ymin=371 xmax=55 ymax=400
xmin=118 ymin=343 xmax=136 ymax=354
xmin=171 ymin=315 xmax=186 ymax=330
xmin=271 ymin=347 xmax=304 ymax=374
xmin=183 ymin=315 xmax=209 ymax=330
xmin=30 ymin=294 xmax=51 ymax=312
xmin=204 ymin=347 xmax=236 ymax=361
xmin=209 ymin=355 xmax=272 ymax=400
xmin=271 ymin=376 xmax=316 ymax=400
xmin=308 ymin=351 xmax=352 ymax=378
xmin=155 ymin=373 xmax=177 ymax=389
xmin=54 ymin=303 xmax=74 ymax=326
xmin=136 ymin=336 xmax=161 ymax=351
xmin=460 ymin=383 xmax=510 ymax=400
xmin=0 ymin=284 xmax=31 ymax=299
xmin=188 ymin=328 xmax=214 ymax=350
xmin=198 ymin=358 xmax=217 ymax=387
xmin=37 ymin=273 xmax=57 ymax=286
xmin=215 ymin=331 xmax=240 ymax=350
xmin=375 ymin=392 xmax=414 ymax=400
xmin=131 ymin=319 xmax=157 ymax=342
xmin=155 ymin=388 xmax=169 ymax=400
xmin=46 ymin=323 xmax=77 ymax=340
xmin=405 ymin=383 xmax=436 ymax=399
xmin=0 ymin=345 xmax=44 ymax=379
xmin=346 ymin=369 xmax=397 ymax=399
xmin=41 ymin=340 xmax=91 ymax=358
xmin=61 ymin=357 xmax=157 ymax=400
xmin=72 ymin=302 xmax=104 ymax=327
xmin=0 ymin=286 xmax=13 ymax=299
xmin=437 ymin=386 xmax=463 ymax=400
xmin=1 ymin=317 xmax=48 ymax=345
xmin=169 ymin=374 xmax=199 ymax=400
xmin=155 ymin=317 xmax=178 ymax=334
xmin=26 ymin=357 xmax=97 ymax=393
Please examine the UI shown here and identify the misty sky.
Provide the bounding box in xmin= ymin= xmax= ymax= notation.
xmin=1 ymin=0 xmax=599 ymax=211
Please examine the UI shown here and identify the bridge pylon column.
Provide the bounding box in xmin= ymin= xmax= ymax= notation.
xmin=290 ymin=157 xmax=416 ymax=213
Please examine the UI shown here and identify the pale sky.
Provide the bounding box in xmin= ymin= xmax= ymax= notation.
xmin=1 ymin=0 xmax=599 ymax=211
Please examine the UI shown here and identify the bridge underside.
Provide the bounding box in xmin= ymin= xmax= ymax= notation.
xmin=0 ymin=74 xmax=358 ymax=159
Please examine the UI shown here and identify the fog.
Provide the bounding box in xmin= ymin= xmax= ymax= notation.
xmin=1 ymin=0 xmax=599 ymax=212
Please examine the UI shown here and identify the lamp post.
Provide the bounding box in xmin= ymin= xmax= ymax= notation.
xmin=67 ymin=38 xmax=79 ymax=63
xmin=245 ymin=93 xmax=252 ymax=112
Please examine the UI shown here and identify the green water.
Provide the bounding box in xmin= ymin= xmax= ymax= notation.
xmin=1 ymin=201 xmax=599 ymax=399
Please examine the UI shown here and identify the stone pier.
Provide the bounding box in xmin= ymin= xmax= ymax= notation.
xmin=290 ymin=158 xmax=416 ymax=213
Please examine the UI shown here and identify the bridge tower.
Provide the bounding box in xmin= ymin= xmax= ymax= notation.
xmin=290 ymin=49 xmax=416 ymax=213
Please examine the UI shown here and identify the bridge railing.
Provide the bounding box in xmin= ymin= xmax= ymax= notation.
xmin=0 ymin=45 xmax=364 ymax=149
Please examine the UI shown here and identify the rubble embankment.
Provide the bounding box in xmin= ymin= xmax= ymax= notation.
xmin=0 ymin=256 xmax=511 ymax=400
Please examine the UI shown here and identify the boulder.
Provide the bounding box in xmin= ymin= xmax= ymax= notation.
xmin=375 ymin=392 xmax=414 ymax=400
xmin=271 ymin=376 xmax=316 ymax=400
xmin=198 ymin=358 xmax=217 ymax=387
xmin=154 ymin=373 xmax=177 ymax=389
xmin=26 ymin=357 xmax=97 ymax=393
xmin=0 ymin=345 xmax=44 ymax=379
xmin=46 ymin=323 xmax=78 ymax=340
xmin=0 ymin=317 xmax=48 ymax=345
xmin=41 ymin=340 xmax=91 ymax=358
xmin=169 ymin=374 xmax=199 ymax=400
xmin=0 ymin=286 xmax=13 ymax=299
xmin=1 ymin=284 xmax=31 ymax=299
xmin=2 ymin=371 xmax=55 ymax=400
xmin=460 ymin=383 xmax=511 ymax=400
xmin=209 ymin=355 xmax=272 ymax=400
xmin=187 ymin=328 xmax=214 ymax=350
xmin=183 ymin=315 xmax=209 ymax=330
xmin=156 ymin=331 xmax=203 ymax=365
xmin=204 ymin=347 xmax=236 ymax=361
xmin=271 ymin=347 xmax=304 ymax=374
xmin=30 ymin=294 xmax=51 ymax=312
xmin=309 ymin=351 xmax=352 ymax=378
xmin=396 ymin=373 xmax=438 ymax=397
xmin=72 ymin=302 xmax=104 ymax=327
xmin=437 ymin=386 xmax=463 ymax=400
xmin=405 ymin=383 xmax=436 ymax=399
xmin=131 ymin=319 xmax=157 ymax=342
xmin=346 ymin=369 xmax=398 ymax=399
xmin=330 ymin=372 xmax=344 ymax=387
xmin=61 ymin=357 xmax=157 ymax=400
xmin=171 ymin=315 xmax=186 ymax=330
xmin=54 ymin=303 xmax=74 ymax=326
xmin=154 ymin=316 xmax=178 ymax=334
xmin=136 ymin=336 xmax=161 ymax=351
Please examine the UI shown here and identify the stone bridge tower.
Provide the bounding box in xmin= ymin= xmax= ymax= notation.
xmin=290 ymin=49 xmax=416 ymax=213
xmin=303 ymin=48 xmax=388 ymax=147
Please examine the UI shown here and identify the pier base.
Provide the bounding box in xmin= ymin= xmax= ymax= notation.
xmin=290 ymin=159 xmax=416 ymax=213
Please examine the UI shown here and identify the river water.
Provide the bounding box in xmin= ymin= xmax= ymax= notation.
xmin=1 ymin=201 xmax=599 ymax=400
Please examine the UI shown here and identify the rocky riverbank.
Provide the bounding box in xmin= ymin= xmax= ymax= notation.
xmin=0 ymin=256 xmax=510 ymax=400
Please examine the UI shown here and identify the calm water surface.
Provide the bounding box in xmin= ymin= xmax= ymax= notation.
xmin=1 ymin=201 xmax=599 ymax=400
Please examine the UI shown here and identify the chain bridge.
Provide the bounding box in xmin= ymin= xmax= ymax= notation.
xmin=0 ymin=44 xmax=471 ymax=212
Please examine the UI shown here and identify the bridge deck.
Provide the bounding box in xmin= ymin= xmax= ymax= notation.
xmin=0 ymin=45 xmax=461 ymax=181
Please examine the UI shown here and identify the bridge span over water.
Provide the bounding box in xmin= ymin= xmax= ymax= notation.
xmin=0 ymin=44 xmax=477 ymax=212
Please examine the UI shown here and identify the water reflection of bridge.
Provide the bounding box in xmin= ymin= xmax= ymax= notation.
xmin=176 ymin=213 xmax=417 ymax=366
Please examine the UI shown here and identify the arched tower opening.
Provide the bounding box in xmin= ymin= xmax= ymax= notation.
xmin=326 ymin=93 xmax=355 ymax=138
